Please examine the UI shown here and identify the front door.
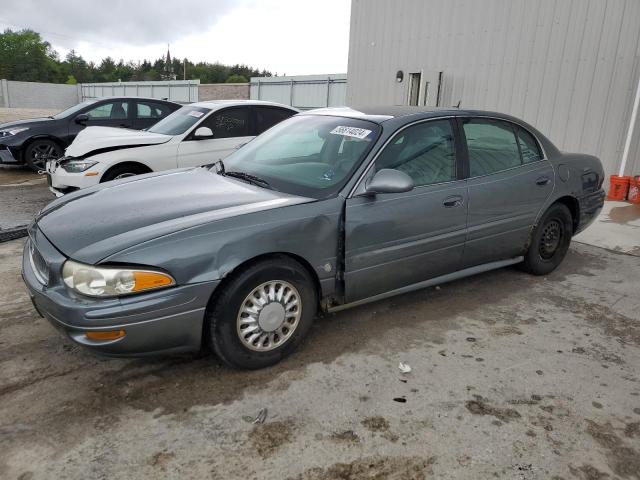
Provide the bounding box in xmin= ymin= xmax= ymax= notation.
xmin=460 ymin=117 xmax=554 ymax=267
xmin=344 ymin=118 xmax=468 ymax=302
xmin=67 ymin=99 xmax=134 ymax=142
xmin=177 ymin=106 xmax=254 ymax=168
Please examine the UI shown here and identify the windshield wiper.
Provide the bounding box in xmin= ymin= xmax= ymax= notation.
xmin=225 ymin=170 xmax=272 ymax=189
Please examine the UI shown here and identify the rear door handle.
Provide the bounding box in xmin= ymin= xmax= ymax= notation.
xmin=536 ymin=176 xmax=551 ymax=186
xmin=443 ymin=195 xmax=464 ymax=208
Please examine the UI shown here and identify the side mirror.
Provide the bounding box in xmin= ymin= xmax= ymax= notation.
xmin=74 ymin=113 xmax=89 ymax=125
xmin=193 ymin=126 xmax=213 ymax=139
xmin=364 ymin=168 xmax=414 ymax=195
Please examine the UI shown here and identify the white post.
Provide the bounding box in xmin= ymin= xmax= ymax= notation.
xmin=619 ymin=70 xmax=640 ymax=177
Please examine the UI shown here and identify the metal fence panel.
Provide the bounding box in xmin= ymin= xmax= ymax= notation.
xmin=81 ymin=80 xmax=199 ymax=103
xmin=250 ymin=74 xmax=346 ymax=110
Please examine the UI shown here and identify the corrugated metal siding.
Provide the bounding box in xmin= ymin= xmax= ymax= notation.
xmin=347 ymin=0 xmax=640 ymax=177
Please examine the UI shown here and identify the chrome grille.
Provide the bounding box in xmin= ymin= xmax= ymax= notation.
xmin=29 ymin=241 xmax=49 ymax=285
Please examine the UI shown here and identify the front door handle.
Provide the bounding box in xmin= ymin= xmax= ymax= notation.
xmin=443 ymin=195 xmax=464 ymax=208
xmin=536 ymin=176 xmax=551 ymax=186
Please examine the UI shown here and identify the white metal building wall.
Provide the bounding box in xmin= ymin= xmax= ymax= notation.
xmin=346 ymin=0 xmax=640 ymax=177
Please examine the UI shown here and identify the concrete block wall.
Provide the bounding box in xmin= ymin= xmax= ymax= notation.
xmin=198 ymin=83 xmax=249 ymax=101
xmin=0 ymin=80 xmax=81 ymax=109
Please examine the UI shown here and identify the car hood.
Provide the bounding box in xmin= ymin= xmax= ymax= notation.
xmin=0 ymin=117 xmax=54 ymax=129
xmin=66 ymin=126 xmax=172 ymax=157
xmin=35 ymin=168 xmax=313 ymax=263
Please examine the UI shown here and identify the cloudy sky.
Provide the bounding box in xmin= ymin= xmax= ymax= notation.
xmin=0 ymin=0 xmax=351 ymax=75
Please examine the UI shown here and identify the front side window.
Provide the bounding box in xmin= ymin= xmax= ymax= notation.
xmin=375 ymin=119 xmax=456 ymax=186
xmin=220 ymin=115 xmax=380 ymax=199
xmin=86 ymin=101 xmax=128 ymax=120
xmin=203 ymin=108 xmax=250 ymax=138
xmin=517 ymin=128 xmax=543 ymax=163
xmin=147 ymin=106 xmax=211 ymax=136
xmin=463 ymin=119 xmax=521 ymax=177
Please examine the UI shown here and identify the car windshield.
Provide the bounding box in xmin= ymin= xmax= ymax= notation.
xmin=52 ymin=99 xmax=98 ymax=119
xmin=218 ymin=115 xmax=380 ymax=199
xmin=147 ymin=106 xmax=211 ymax=135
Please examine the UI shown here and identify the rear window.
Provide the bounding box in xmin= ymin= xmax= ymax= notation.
xmin=256 ymin=107 xmax=296 ymax=134
xmin=463 ymin=119 xmax=521 ymax=177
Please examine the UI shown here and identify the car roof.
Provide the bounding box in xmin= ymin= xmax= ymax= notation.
xmin=89 ymin=96 xmax=180 ymax=105
xmin=302 ymin=106 xmax=519 ymax=124
xmin=190 ymin=99 xmax=300 ymax=111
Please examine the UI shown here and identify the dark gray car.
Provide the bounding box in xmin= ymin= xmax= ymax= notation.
xmin=22 ymin=107 xmax=605 ymax=369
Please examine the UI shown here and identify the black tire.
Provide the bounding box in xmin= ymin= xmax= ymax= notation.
xmin=522 ymin=203 xmax=573 ymax=275
xmin=206 ymin=256 xmax=317 ymax=369
xmin=101 ymin=164 xmax=149 ymax=182
xmin=24 ymin=139 xmax=63 ymax=172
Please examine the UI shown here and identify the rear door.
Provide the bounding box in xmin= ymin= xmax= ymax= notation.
xmin=133 ymin=100 xmax=175 ymax=130
xmin=177 ymin=106 xmax=253 ymax=168
xmin=460 ymin=117 xmax=554 ymax=267
xmin=344 ymin=118 xmax=468 ymax=302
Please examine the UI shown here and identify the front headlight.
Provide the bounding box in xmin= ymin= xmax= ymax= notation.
xmin=0 ymin=127 xmax=29 ymax=137
xmin=62 ymin=160 xmax=97 ymax=173
xmin=62 ymin=260 xmax=175 ymax=297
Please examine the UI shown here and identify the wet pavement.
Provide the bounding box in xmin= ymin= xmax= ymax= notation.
xmin=1 ymin=238 xmax=638 ymax=479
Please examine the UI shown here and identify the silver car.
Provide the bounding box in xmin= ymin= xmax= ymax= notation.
xmin=23 ymin=107 xmax=605 ymax=369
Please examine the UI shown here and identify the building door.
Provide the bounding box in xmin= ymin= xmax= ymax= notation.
xmin=407 ymin=71 xmax=442 ymax=107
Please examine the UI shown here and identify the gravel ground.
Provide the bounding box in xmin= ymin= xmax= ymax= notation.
xmin=0 ymin=108 xmax=58 ymax=232
xmin=0 ymin=108 xmax=60 ymax=124
xmin=0 ymin=238 xmax=638 ymax=479
xmin=0 ymin=167 xmax=53 ymax=231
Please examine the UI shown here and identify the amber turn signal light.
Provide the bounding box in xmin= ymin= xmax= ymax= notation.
xmin=132 ymin=271 xmax=174 ymax=292
xmin=85 ymin=330 xmax=125 ymax=341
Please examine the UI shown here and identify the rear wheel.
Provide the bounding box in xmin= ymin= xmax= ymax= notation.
xmin=24 ymin=139 xmax=62 ymax=172
xmin=522 ymin=203 xmax=573 ymax=275
xmin=206 ymin=256 xmax=317 ymax=369
xmin=101 ymin=164 xmax=149 ymax=182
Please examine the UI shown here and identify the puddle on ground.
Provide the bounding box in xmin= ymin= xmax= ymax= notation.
xmin=607 ymin=204 xmax=640 ymax=225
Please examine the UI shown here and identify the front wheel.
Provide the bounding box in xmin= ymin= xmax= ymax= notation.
xmin=206 ymin=256 xmax=317 ymax=369
xmin=521 ymin=203 xmax=573 ymax=275
xmin=24 ymin=139 xmax=63 ymax=172
xmin=101 ymin=164 xmax=148 ymax=182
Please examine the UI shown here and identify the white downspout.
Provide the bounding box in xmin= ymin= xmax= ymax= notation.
xmin=619 ymin=69 xmax=640 ymax=177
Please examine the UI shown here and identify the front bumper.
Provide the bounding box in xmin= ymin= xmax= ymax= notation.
xmin=0 ymin=145 xmax=20 ymax=164
xmin=22 ymin=230 xmax=220 ymax=356
xmin=46 ymin=160 xmax=103 ymax=196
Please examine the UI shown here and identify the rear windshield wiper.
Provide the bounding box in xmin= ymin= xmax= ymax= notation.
xmin=225 ymin=170 xmax=272 ymax=189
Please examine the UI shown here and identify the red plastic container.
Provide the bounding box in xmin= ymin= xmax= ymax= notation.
xmin=628 ymin=176 xmax=640 ymax=204
xmin=608 ymin=175 xmax=631 ymax=201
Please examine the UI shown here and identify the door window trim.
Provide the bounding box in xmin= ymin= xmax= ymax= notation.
xmin=458 ymin=115 xmax=548 ymax=180
xmin=184 ymin=106 xmax=254 ymax=141
xmin=347 ymin=116 xmax=463 ymax=198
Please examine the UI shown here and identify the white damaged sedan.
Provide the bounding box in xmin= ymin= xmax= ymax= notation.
xmin=46 ymin=100 xmax=297 ymax=196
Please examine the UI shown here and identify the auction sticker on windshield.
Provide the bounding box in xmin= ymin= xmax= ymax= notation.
xmin=330 ymin=126 xmax=372 ymax=139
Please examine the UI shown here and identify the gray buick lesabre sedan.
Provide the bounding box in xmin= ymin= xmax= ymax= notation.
xmin=23 ymin=106 xmax=605 ymax=369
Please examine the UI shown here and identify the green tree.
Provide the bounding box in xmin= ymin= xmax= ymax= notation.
xmin=226 ymin=74 xmax=248 ymax=83
xmin=0 ymin=29 xmax=60 ymax=82
xmin=65 ymin=74 xmax=77 ymax=84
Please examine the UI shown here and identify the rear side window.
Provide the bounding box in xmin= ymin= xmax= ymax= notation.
xmin=517 ymin=128 xmax=543 ymax=163
xmin=463 ymin=119 xmax=520 ymax=177
xmin=376 ymin=119 xmax=456 ymax=186
xmin=256 ymin=107 xmax=296 ymax=134
xmin=204 ymin=108 xmax=250 ymax=138
xmin=136 ymin=102 xmax=172 ymax=119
